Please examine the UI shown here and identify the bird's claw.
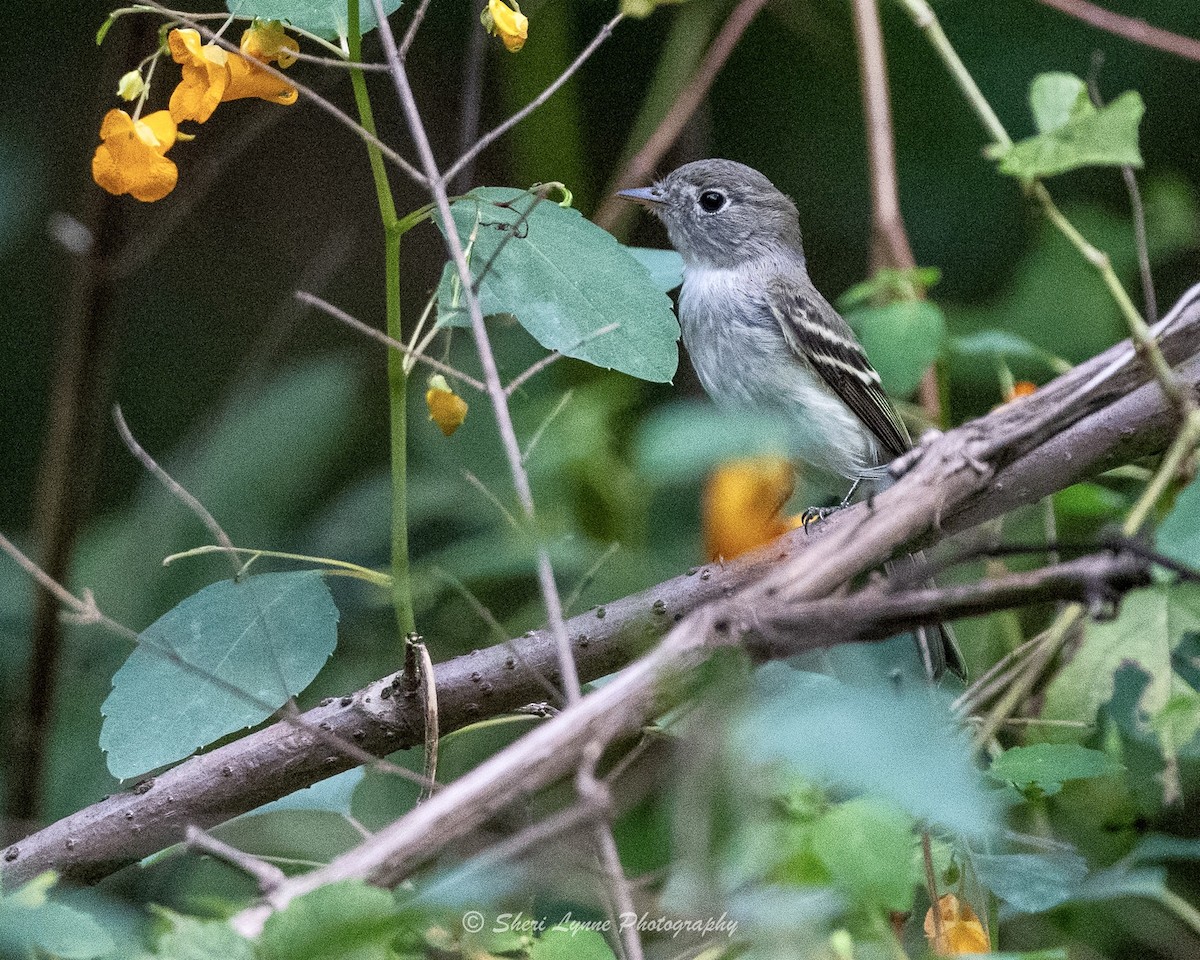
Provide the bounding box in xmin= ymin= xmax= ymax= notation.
xmin=800 ymin=503 xmax=844 ymax=534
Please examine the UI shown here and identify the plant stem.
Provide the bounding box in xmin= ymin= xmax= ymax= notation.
xmin=348 ymin=0 xmax=416 ymax=637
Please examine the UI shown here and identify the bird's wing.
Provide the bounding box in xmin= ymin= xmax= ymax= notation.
xmin=765 ymin=274 xmax=912 ymax=459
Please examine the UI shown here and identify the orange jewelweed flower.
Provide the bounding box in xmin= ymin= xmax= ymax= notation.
xmin=91 ymin=109 xmax=179 ymax=202
xmin=426 ymin=375 xmax=469 ymax=436
xmin=702 ymin=457 xmax=799 ymax=562
xmin=924 ymin=894 xmax=990 ymax=956
xmin=168 ymin=28 xmax=230 ymax=123
xmin=240 ymin=20 xmax=299 ymax=68
xmin=485 ymin=0 xmax=528 ymax=52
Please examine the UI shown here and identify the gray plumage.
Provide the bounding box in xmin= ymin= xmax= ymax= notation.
xmin=622 ymin=158 xmax=909 ymax=482
xmin=620 ymin=158 xmax=964 ymax=679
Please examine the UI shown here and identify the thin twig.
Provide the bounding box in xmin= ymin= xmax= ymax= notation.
xmin=922 ymin=832 xmax=945 ymax=947
xmin=1035 ymin=0 xmax=1200 ymax=63
xmin=112 ymin=406 xmax=239 ymax=570
xmin=0 ymin=532 xmax=424 ymax=789
xmin=454 ymin=22 xmax=489 ymax=194
xmin=398 ymin=0 xmax=434 ymax=60
xmin=505 ymin=322 xmax=621 ymax=395
xmin=296 ymin=290 xmax=486 ymax=392
xmin=369 ymin=0 xmax=582 ymax=704
xmin=1086 ymin=56 xmax=1157 ymax=324
xmin=593 ymin=0 xmax=767 ymax=232
xmin=850 ymin=0 xmax=941 ymax=424
xmin=185 ymin=826 xmax=286 ymax=893
xmin=443 ymin=13 xmax=625 ymax=186
xmin=521 ymin=389 xmax=575 ymax=465
xmin=852 ymin=0 xmax=915 ymax=273
xmin=578 ymin=745 xmax=645 ymax=960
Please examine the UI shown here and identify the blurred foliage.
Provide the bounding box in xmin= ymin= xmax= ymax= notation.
xmin=2 ymin=0 xmax=1200 ymax=958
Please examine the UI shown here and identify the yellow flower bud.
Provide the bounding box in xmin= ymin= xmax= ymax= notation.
xmin=483 ymin=0 xmax=528 ymax=52
xmin=117 ymin=70 xmax=145 ymax=101
xmin=425 ymin=375 xmax=469 ymax=437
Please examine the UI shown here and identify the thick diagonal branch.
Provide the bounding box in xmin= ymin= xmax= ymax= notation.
xmin=6 ymin=285 xmax=1200 ymax=898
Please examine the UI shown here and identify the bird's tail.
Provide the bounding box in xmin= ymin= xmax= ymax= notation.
xmin=915 ymin=621 xmax=966 ymax=681
xmin=885 ymin=552 xmax=966 ymax=681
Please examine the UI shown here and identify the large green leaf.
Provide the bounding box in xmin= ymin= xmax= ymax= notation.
xmin=435 ymin=187 xmax=679 ymax=383
xmin=810 ymin=798 xmax=918 ymax=913
xmin=260 ymin=882 xmax=403 ymax=960
xmin=226 ymin=0 xmax=402 ymax=41
xmin=988 ymin=744 xmax=1124 ymax=797
xmin=844 ymin=299 xmax=946 ymax=396
xmin=100 ymin=571 xmax=339 ymax=778
xmin=1038 ymin=583 xmax=1198 ymax=739
xmin=0 ymin=874 xmax=115 ymax=959
xmin=992 ymin=72 xmax=1143 ymax=179
xmin=153 ymin=912 xmax=256 ymax=960
xmin=971 ymin=851 xmax=1088 ymax=913
xmin=736 ymin=666 xmax=1003 ymax=839
xmin=1156 ymin=474 xmax=1200 ymax=569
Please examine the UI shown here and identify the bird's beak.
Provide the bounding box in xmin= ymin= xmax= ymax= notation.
xmin=616 ymin=185 xmax=664 ymax=207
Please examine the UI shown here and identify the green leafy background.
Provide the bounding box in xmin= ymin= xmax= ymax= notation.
xmin=2 ymin=0 xmax=1200 ymax=957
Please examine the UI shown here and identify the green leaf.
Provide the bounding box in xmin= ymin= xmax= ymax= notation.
xmin=100 ymin=571 xmax=339 ymax=779
xmin=435 ymin=187 xmax=679 ymax=383
xmin=988 ymin=743 xmax=1124 ymax=797
xmin=226 ymin=0 xmax=402 ymax=40
xmin=260 ymin=882 xmax=403 ymax=960
xmin=810 ymin=798 xmax=918 ymax=913
xmin=837 ymin=267 xmax=941 ymax=310
xmin=153 ymin=913 xmax=255 ymax=960
xmin=993 ymin=73 xmax=1144 ymax=179
xmin=1029 ymin=72 xmax=1089 ymax=134
xmin=1156 ymin=474 xmax=1200 ymax=569
xmin=948 ymin=330 xmax=1072 ymax=375
xmin=0 ymin=875 xmax=115 ymax=959
xmin=529 ymin=927 xmax=617 ymax=960
xmin=624 ymin=246 xmax=684 ymax=293
xmin=971 ymin=850 xmax=1088 ymax=913
xmin=736 ymin=667 xmax=1003 ymax=839
xmin=1039 ymin=583 xmax=1197 ymax=739
xmin=844 ymin=299 xmax=946 ymax=396
xmin=1103 ymin=664 xmax=1173 ymax=808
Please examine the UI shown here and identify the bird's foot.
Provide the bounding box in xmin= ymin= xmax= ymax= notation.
xmin=800 ymin=502 xmax=847 ymax=534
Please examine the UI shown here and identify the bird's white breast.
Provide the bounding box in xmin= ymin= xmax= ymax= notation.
xmin=678 ymin=264 xmax=884 ymax=481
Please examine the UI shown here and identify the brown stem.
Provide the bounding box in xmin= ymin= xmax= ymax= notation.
xmin=592 ymin=0 xmax=770 ymax=232
xmin=1035 ymin=0 xmax=1200 ymax=63
xmin=852 ymin=0 xmax=915 ymax=274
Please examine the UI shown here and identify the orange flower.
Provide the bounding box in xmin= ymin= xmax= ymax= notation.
xmin=240 ymin=20 xmax=299 ymax=68
xmin=426 ymin=375 xmax=469 ymax=436
xmin=1008 ymin=380 xmax=1037 ymax=401
xmin=167 ymin=26 xmax=297 ymax=123
xmin=224 ymin=21 xmax=299 ymax=106
xmin=91 ymin=109 xmax=179 ymax=202
xmin=924 ymin=894 xmax=990 ymax=956
xmin=168 ymin=28 xmax=230 ymax=123
xmin=483 ymin=0 xmax=528 ymax=52
xmin=702 ymin=457 xmax=798 ymax=562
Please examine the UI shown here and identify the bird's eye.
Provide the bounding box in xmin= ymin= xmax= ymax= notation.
xmin=698 ymin=190 xmax=727 ymax=213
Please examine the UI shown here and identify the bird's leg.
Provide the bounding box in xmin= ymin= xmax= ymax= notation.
xmin=800 ymin=477 xmax=862 ymax=533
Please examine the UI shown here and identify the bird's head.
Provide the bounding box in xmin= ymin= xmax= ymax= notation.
xmin=618 ymin=159 xmax=804 ymax=269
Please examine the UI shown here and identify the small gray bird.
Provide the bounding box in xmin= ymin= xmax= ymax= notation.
xmin=620 ymin=158 xmax=964 ymax=679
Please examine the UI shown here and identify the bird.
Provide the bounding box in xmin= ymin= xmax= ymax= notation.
xmin=619 ymin=158 xmax=964 ymax=680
